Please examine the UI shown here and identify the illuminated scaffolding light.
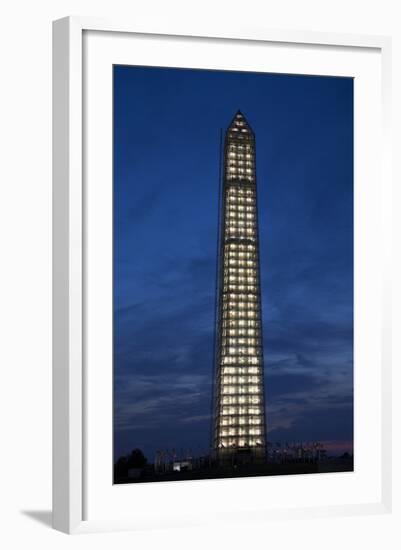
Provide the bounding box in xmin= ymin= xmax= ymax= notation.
xmin=213 ymin=111 xmax=267 ymax=460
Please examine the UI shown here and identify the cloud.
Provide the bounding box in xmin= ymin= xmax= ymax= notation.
xmin=268 ymin=404 xmax=353 ymax=443
xmin=114 ymin=371 xmax=212 ymax=431
xmin=180 ymin=414 xmax=211 ymax=424
xmin=266 ymin=372 xmax=324 ymax=399
xmin=113 ymin=257 xmax=353 ymax=458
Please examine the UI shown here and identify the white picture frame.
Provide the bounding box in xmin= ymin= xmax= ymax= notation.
xmin=52 ymin=16 xmax=392 ymax=534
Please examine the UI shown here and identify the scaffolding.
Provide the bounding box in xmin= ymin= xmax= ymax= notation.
xmin=212 ymin=111 xmax=267 ymax=464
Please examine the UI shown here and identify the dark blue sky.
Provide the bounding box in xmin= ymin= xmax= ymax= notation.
xmin=113 ymin=65 xmax=353 ymax=461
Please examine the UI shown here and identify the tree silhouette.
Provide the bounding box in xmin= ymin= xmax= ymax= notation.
xmin=114 ymin=448 xmax=148 ymax=480
xmin=127 ymin=448 xmax=147 ymax=469
xmin=114 ymin=455 xmax=128 ymax=479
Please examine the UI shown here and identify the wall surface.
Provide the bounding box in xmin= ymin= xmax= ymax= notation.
xmin=0 ymin=0 xmax=399 ymax=548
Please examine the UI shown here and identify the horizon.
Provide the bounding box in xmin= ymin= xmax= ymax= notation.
xmin=117 ymin=440 xmax=354 ymax=464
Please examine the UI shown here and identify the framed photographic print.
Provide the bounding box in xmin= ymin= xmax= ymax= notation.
xmin=112 ymin=69 xmax=354 ymax=481
xmin=52 ymin=17 xmax=392 ymax=534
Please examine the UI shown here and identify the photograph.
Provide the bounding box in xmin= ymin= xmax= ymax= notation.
xmin=112 ymin=65 xmax=354 ymax=484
